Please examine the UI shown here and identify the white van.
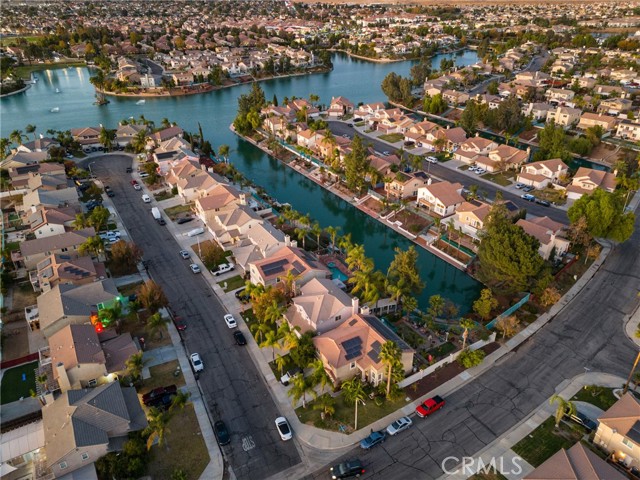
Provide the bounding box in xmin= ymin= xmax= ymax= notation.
xmin=142 ymin=194 xmax=151 ymax=203
xmin=187 ymin=227 xmax=204 ymax=237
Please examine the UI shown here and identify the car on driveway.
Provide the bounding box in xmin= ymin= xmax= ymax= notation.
xmin=186 ymin=227 xmax=204 ymax=237
xmin=521 ymin=193 xmax=536 ymax=202
xmin=330 ymin=459 xmax=365 ymax=479
xmin=179 ymin=250 xmax=190 ymax=259
xmin=190 ymin=353 xmax=204 ymax=372
xmin=360 ymin=430 xmax=386 ymax=449
xmin=189 ymin=264 xmax=201 ymax=274
xmin=475 ymin=168 xmax=486 ymax=175
xmin=416 ymin=395 xmax=445 ymax=418
xmin=224 ymin=314 xmax=237 ymax=328
xmin=142 ymin=385 xmax=177 ymax=406
xmin=382 ymin=151 xmax=390 ymax=156
xmin=177 ymin=216 xmax=193 ymax=224
xmin=515 ymin=183 xmax=526 ymax=189
xmin=280 ymin=368 xmax=303 ymax=386
xmin=212 ymin=262 xmax=234 ymax=276
xmin=233 ymin=331 xmax=247 ymax=346
xmin=567 ymin=411 xmax=598 ymax=431
xmin=522 ymin=185 xmax=535 ymax=192
xmin=386 ymin=416 xmax=413 ymax=436
xmin=536 ymin=199 xmax=551 ymax=207
xmin=214 ymin=420 xmax=231 ymax=446
xmin=275 ymin=417 xmax=292 ymax=441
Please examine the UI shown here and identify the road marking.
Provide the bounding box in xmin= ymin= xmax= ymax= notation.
xmin=242 ymin=435 xmax=255 ymax=451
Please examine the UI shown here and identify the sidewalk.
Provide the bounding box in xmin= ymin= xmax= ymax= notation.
xmin=439 ymin=372 xmax=626 ymax=480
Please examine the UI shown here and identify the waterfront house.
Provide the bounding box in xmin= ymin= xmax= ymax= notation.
xmin=297 ymin=129 xmax=321 ymax=149
xmin=442 ymin=89 xmax=469 ymax=105
xmin=17 ymin=136 xmax=59 ymax=154
xmin=18 ymin=228 xmax=96 ymax=270
xmin=516 ymin=158 xmax=569 ymax=188
xmin=577 ymin=112 xmax=618 ymax=132
xmin=313 ymin=313 xmax=414 ymax=387
xmin=566 ymin=166 xmax=617 ymax=200
xmin=70 ymin=126 xmax=101 ymax=148
xmin=354 ymin=102 xmax=386 ymax=120
xmin=455 ymin=200 xmax=492 ymax=239
xmin=385 ymin=171 xmax=429 ymax=200
xmin=516 ymin=216 xmax=570 ymax=260
xmin=593 ymin=392 xmax=640 ymax=470
xmin=208 ymin=204 xmax=263 ymax=246
xmin=8 ymin=162 xmax=65 ymax=189
xmin=194 ymin=184 xmax=242 ymax=224
xmin=327 ymin=96 xmax=355 ymax=118
xmin=616 ymin=120 xmax=640 ymax=142
xmin=416 ymin=180 xmax=464 ymax=217
xmin=231 ymin=226 xmax=293 ymax=274
xmin=521 ymin=102 xmax=555 ymax=122
xmin=115 ymin=124 xmax=147 ymax=147
xmin=284 ymin=277 xmax=356 ymax=335
xmin=42 ymin=382 xmax=147 ymax=479
xmin=27 ymin=205 xmax=78 ymax=239
xmin=34 ymin=254 xmax=104 ymax=293
xmin=249 ymin=246 xmax=330 ymax=288
xmin=150 ymin=126 xmax=184 ymax=145
xmin=165 ymin=158 xmax=219 ymax=201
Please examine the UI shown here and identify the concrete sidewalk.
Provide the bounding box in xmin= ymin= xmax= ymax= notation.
xmin=439 ymin=372 xmax=626 ymax=480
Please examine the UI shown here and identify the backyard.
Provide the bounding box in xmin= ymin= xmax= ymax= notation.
xmin=388 ymin=208 xmax=432 ymax=234
xmin=1 ymin=361 xmax=38 ymax=404
xmin=119 ymin=310 xmax=172 ymax=349
xmin=140 ymin=360 xmax=186 ymax=394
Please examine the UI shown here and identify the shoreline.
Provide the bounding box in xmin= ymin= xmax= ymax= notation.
xmin=232 ymin=125 xmax=472 ymax=273
xmin=330 ymin=47 xmax=470 ymax=64
xmin=0 ymin=82 xmax=31 ymax=98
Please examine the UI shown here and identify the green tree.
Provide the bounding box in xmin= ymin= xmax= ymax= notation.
xmin=386 ymin=246 xmax=425 ymax=306
xmin=428 ymin=294 xmax=445 ymax=319
xmin=25 ymin=124 xmax=37 ymax=140
xmin=472 ymin=289 xmax=499 ymax=321
xmin=259 ymin=330 xmax=281 ymax=361
xmin=9 ymin=129 xmax=25 ymax=146
xmin=550 ymin=395 xmax=575 ymax=427
xmin=73 ymin=213 xmax=88 ymax=230
xmin=287 ymin=374 xmax=316 ymax=408
xmin=324 ymin=225 xmax=340 ymax=252
xmin=341 ymin=376 xmax=367 ymax=430
xmin=309 ymin=359 xmax=331 ymax=394
xmin=87 ymin=206 xmax=110 ymax=232
xmin=343 ymin=135 xmax=369 ymax=192
xmin=125 ymin=352 xmax=146 ymax=382
xmin=460 ymin=318 xmax=475 ymax=349
xmin=79 ymin=235 xmax=104 ymax=257
xmin=379 ymin=341 xmax=402 ymax=399
xmin=169 ymin=390 xmax=191 ymax=412
xmin=131 ymin=129 xmax=148 ymax=153
xmin=99 ymin=126 xmax=115 ymax=151
xmin=313 ymin=393 xmax=336 ymax=420
xmin=145 ymin=407 xmax=171 ymax=450
xmin=567 ymin=189 xmax=635 ymax=242
xmin=146 ymin=312 xmax=169 ymax=339
xmin=218 ymin=144 xmax=230 ymax=163
xmin=423 ymin=94 xmax=447 ymax=115
xmin=535 ymin=121 xmax=570 ymax=161
xmin=457 ymin=348 xmax=485 ymax=368
xmin=0 ymin=138 xmax=10 ymax=161
xmin=137 ymin=280 xmax=169 ymax=314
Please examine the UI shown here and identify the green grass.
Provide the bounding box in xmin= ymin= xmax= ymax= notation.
xmin=571 ymin=386 xmax=618 ymax=411
xmin=512 ymin=416 xmax=586 ymax=467
xmin=483 ymin=172 xmax=513 ymax=187
xmin=153 ymin=190 xmax=175 ymax=201
xmin=140 ymin=360 xmax=186 ymax=394
xmin=165 ymin=204 xmax=193 ymax=220
xmin=296 ymin=390 xmax=408 ymax=433
xmin=218 ymin=275 xmax=245 ymax=292
xmin=378 ymin=133 xmax=404 ymax=143
xmin=425 ymin=342 xmax=456 ymax=359
xmin=4 ymin=241 xmax=20 ymax=252
xmin=118 ymin=282 xmax=143 ymax=299
xmin=1 ymin=362 xmax=38 ymax=404
xmin=268 ymin=354 xmax=296 ymax=378
xmin=14 ymin=61 xmax=86 ymax=80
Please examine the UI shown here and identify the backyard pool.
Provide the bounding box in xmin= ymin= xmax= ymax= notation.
xmin=327 ymin=262 xmax=349 ymax=283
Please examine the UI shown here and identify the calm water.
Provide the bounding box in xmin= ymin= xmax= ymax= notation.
xmin=1 ymin=52 xmax=482 ymax=311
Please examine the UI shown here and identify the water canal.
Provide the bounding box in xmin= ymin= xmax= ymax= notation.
xmin=1 ymin=51 xmax=483 ymax=311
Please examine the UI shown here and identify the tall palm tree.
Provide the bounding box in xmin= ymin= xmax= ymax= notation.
xmin=250 ymin=322 xmax=271 ymax=343
xmin=169 ymin=390 xmax=191 ymax=412
xmin=341 ymin=376 xmax=366 ymax=431
xmin=379 ymin=341 xmax=402 ymax=399
xmin=294 ymin=227 xmax=307 ymax=249
xmin=287 ymin=374 xmax=316 ymax=408
xmin=146 ymin=312 xmax=169 ymax=340
xmin=550 ymin=395 xmax=575 ymax=427
xmin=309 ymin=359 xmax=331 ymax=395
xmin=259 ymin=330 xmax=281 ymax=361
xmin=36 ymin=373 xmax=48 ymax=393
xmin=310 ymin=222 xmax=323 ymax=252
xmin=145 ymin=407 xmax=171 ymax=450
xmin=218 ymin=144 xmax=230 ymax=163
xmin=280 ymin=323 xmax=301 ymax=351
xmin=79 ymin=236 xmax=104 ymax=257
xmin=275 ymin=353 xmax=288 ymax=377
xmin=99 ymin=300 xmax=122 ymax=327
xmin=0 ymin=138 xmax=10 ymax=161
xmin=281 ymin=270 xmax=299 ymax=300
xmin=460 ymin=318 xmax=475 ymax=349
xmin=9 ymin=129 xmax=24 ymax=146
xmin=324 ymin=226 xmax=340 ymax=253
xmin=125 ymin=352 xmax=146 ymax=382
xmin=25 ymin=124 xmax=37 ymax=140
xmin=99 ymin=126 xmax=115 ymax=151
xmin=73 ymin=213 xmax=88 ymax=230
xmin=313 ymin=394 xmax=336 ymax=420
xmin=131 ymin=129 xmax=148 ymax=154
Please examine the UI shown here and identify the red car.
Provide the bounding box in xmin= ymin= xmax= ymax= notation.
xmin=142 ymin=384 xmax=177 ymax=406
xmin=173 ymin=316 xmax=187 ymax=331
xmin=130 ymin=179 xmax=138 ymax=186
xmin=415 ymin=395 xmax=445 ymax=418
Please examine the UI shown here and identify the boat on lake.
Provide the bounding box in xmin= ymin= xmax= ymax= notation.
xmin=136 ymin=99 xmax=146 ymax=105
xmin=50 ymin=107 xmax=60 ymax=113
xmin=55 ymin=88 xmax=60 ymax=93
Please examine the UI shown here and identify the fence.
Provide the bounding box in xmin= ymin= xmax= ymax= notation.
xmin=0 ymin=352 xmax=39 ymax=370
xmin=486 ymin=293 xmax=531 ymax=330
xmin=398 ymin=332 xmax=497 ymax=388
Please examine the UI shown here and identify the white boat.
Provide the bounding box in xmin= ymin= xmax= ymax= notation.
xmin=136 ymin=100 xmax=146 ymax=105
xmin=50 ymin=107 xmax=60 ymax=113
xmin=55 ymin=88 xmax=60 ymax=93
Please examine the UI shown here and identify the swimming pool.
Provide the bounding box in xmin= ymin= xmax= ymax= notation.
xmin=327 ymin=262 xmax=349 ymax=282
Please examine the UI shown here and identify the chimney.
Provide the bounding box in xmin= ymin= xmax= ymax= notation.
xmin=352 ymin=297 xmax=359 ymax=316
xmin=285 ymin=234 xmax=291 ymax=247
xmin=427 ymin=177 xmax=432 ymax=185
xmin=239 ymin=193 xmax=247 ymax=205
xmin=56 ymin=362 xmax=71 ymax=392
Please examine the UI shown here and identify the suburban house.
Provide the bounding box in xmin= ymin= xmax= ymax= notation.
xmin=577 ymin=112 xmax=618 ymax=132
xmin=436 ymin=127 xmax=468 ymax=152
xmin=47 ymin=324 xmax=138 ymax=392
xmin=516 ymin=158 xmax=569 ymax=188
xmin=150 ymin=126 xmax=184 ymax=145
xmin=17 ymin=136 xmax=60 ymax=153
xmin=327 ymin=96 xmax=355 ymax=117
xmin=475 ymin=145 xmax=529 ymax=173
xmin=0 ymin=150 xmax=48 ymax=170
xmin=594 ymin=392 xmax=640 ymax=470
xmin=231 ymin=226 xmax=293 ymax=274
xmin=42 ymin=382 xmax=147 ymax=479
xmin=8 ymin=162 xmax=65 ymax=189
xmin=20 ymin=187 xmax=79 ymax=213
xmin=115 ymin=124 xmax=147 ymax=147
xmin=523 ymin=442 xmax=626 ymax=480
xmin=284 ymin=277 xmax=356 ymax=335
xmin=27 ymin=205 xmax=78 ymax=239
xmin=455 ymin=200 xmax=493 ymax=239
xmin=516 ymin=216 xmax=570 ymax=260
xmin=442 ymin=89 xmax=469 ymax=105
xmin=165 ymin=158 xmax=219 ymax=201
xmin=17 ymin=228 xmax=96 ymax=270
xmin=33 ymin=254 xmax=105 ymax=292
xmin=70 ymin=126 xmax=101 ymax=147
xmin=194 ymin=184 xmax=242 ymax=224
xmin=547 ymin=106 xmax=582 ymax=128
xmin=385 ymin=171 xmax=429 ymax=200
xmin=313 ymin=313 xmax=414 ymax=386
xmin=208 ymin=204 xmax=263 ymax=245
xmin=249 ymin=246 xmax=330 ymax=287
xmin=616 ymin=120 xmax=640 ymax=142
xmin=37 ymin=279 xmax=120 ymax=338
xmin=416 ymin=181 xmax=465 ymax=217
xmin=545 ymin=88 xmax=575 ymax=103
xmin=453 ymin=136 xmax=499 ymax=164
xmin=566 ymin=167 xmax=617 ymax=200
xmin=521 ymin=102 xmax=555 ymax=122
xmin=599 ymin=97 xmax=634 ymax=115
xmin=297 ymin=129 xmax=322 ymax=149
xmin=26 ymin=171 xmax=70 ymax=192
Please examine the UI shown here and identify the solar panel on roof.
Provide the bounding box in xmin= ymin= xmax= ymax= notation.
xmin=262 ymin=258 xmax=289 ymax=276
xmin=628 ymin=421 xmax=640 ymax=445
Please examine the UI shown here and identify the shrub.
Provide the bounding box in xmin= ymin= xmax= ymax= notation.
xmin=457 ymin=349 xmax=486 ymax=369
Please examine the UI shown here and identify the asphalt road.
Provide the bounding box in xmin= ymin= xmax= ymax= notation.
xmin=86 ymin=155 xmax=301 ymax=480
xmin=327 ymin=121 xmax=568 ymax=224
xmin=309 ymin=214 xmax=640 ymax=479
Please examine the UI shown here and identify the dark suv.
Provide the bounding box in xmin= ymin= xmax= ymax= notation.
xmin=330 ymin=459 xmax=365 ymax=479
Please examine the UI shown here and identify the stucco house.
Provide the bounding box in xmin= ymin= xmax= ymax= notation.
xmin=17 ymin=228 xmax=96 ymax=270
xmin=327 ymin=96 xmax=355 ymax=117
xmin=453 ymin=136 xmax=499 ymax=164
xmin=249 ymin=246 xmax=330 ymax=287
xmin=577 ymin=112 xmax=618 ymax=132
xmin=385 ymin=171 xmax=429 ymax=200
xmin=566 ymin=167 xmax=617 ymax=200
xmin=616 ymin=120 xmax=640 ymax=142
xmin=516 ymin=216 xmax=570 ymax=260
xmin=516 ymin=158 xmax=569 ymax=189
xmin=416 ymin=180 xmax=464 ymax=217
xmin=594 ymin=392 xmax=640 ymax=470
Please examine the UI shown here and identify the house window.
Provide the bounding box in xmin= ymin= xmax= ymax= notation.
xmin=378 ymin=372 xmax=383 ymax=380
xmin=61 ymin=247 xmax=68 ymax=252
xmin=59 ymin=462 xmax=68 ymax=470
xmin=81 ymin=452 xmax=89 ymax=461
xmin=87 ymin=379 xmax=97 ymax=387
xmin=335 ymin=315 xmax=341 ymax=322
xmin=623 ymin=438 xmax=634 ymax=449
xmin=350 ymin=362 xmax=356 ymax=370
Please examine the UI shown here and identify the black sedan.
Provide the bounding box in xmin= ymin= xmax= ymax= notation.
xmin=330 ymin=459 xmax=365 ymax=479
xmin=176 ymin=216 xmax=194 ymax=224
xmin=233 ymin=331 xmax=247 ymax=346
xmin=214 ymin=420 xmax=230 ymax=446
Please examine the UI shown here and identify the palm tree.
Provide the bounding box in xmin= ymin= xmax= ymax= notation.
xmin=146 ymin=312 xmax=169 ymax=340
xmin=313 ymin=394 xmax=336 ymax=420
xmin=99 ymin=126 xmax=115 ymax=151
xmin=218 ymin=144 xmax=230 ymax=163
xmin=549 ymin=395 xmax=575 ymax=427
xmin=169 ymin=390 xmax=191 ymax=412
xmin=275 ymin=353 xmax=288 ymax=377
xmin=25 ymin=124 xmax=37 ymax=140
xmin=310 ymin=221 xmax=323 ymax=252
xmin=324 ymin=226 xmax=340 ymax=253
xmin=263 ymin=299 xmax=285 ymax=325
xmin=73 ymin=213 xmax=88 ymax=230
xmin=379 ymin=341 xmax=402 ymax=399
xmin=281 ymin=270 xmax=299 ymax=300
xmin=99 ymin=300 xmax=122 ymax=327
xmin=341 ymin=376 xmax=366 ymax=431
xmin=250 ymin=322 xmax=272 ymax=343
xmin=145 ymin=407 xmax=171 ymax=450
xmin=125 ymin=352 xmax=146 ymax=382
xmin=36 ymin=373 xmax=48 ymax=394
xmin=0 ymin=138 xmax=10 ymax=161
xmin=259 ymin=330 xmax=281 ymax=361
xmin=131 ymin=129 xmax=148 ymax=154
xmin=280 ymin=324 xmax=301 ymax=351
xmin=460 ymin=318 xmax=475 ymax=349
xmin=294 ymin=227 xmax=307 ymax=249
xmin=287 ymin=374 xmax=316 ymax=408
xmin=9 ymin=129 xmax=24 ymax=146
xmin=79 ymin=236 xmax=104 ymax=257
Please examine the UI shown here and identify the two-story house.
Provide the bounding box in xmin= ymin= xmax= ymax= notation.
xmin=385 ymin=171 xmax=429 ymax=200
xmin=18 ymin=228 xmax=96 ymax=270
xmin=33 ymin=254 xmax=105 ymax=293
xmin=475 ymin=145 xmax=529 ymax=173
xmin=616 ymin=120 xmax=640 ymax=142
xmin=566 ymin=167 xmax=617 ymax=200
xmin=27 ymin=205 xmax=78 ymax=239
xmin=547 ymin=106 xmax=581 ymax=128
xmin=453 ymin=136 xmax=499 ymax=164
xmin=594 ymin=393 xmax=640 ymax=470
xmin=249 ymin=246 xmax=330 ymax=288
xmin=516 ymin=158 xmax=569 ymax=189
xmin=416 ymin=180 xmax=465 ymax=217
xmin=577 ymin=112 xmax=618 ymax=132
xmin=327 ymin=96 xmax=355 ymax=118
xmin=516 ymin=216 xmax=570 ymax=260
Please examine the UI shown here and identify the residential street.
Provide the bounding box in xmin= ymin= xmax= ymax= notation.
xmin=87 ymin=155 xmax=302 ymax=480
xmin=308 ymin=214 xmax=640 ymax=479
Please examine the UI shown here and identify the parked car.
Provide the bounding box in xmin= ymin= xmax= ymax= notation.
xmin=212 ymin=262 xmax=235 ymax=276
xmin=522 ymin=185 xmax=535 ymax=192
xmin=330 ymin=459 xmax=365 ymax=479
xmin=235 ymin=286 xmax=248 ymax=300
xmin=468 ymin=166 xmax=478 ymax=172
xmin=134 ymin=183 xmax=142 ymax=191
xmin=147 ymin=393 xmax=176 ymax=411
xmin=515 ymin=183 xmax=526 ymax=189
xmin=142 ymin=385 xmax=177 ymax=406
xmin=275 ymin=417 xmax=292 ymax=441
xmin=130 ymin=180 xmax=138 ymax=186
xmin=179 ymin=250 xmax=190 ymax=259
xmin=214 ymin=420 xmax=231 ymax=446
xmin=347 ymin=123 xmax=354 ymax=127
xmin=190 ymin=353 xmax=204 ymax=372
xmin=142 ymin=194 xmax=151 ymax=203
xmin=186 ymin=227 xmax=205 ymax=237
xmin=107 ymin=190 xmax=115 ymax=197
xmin=177 ymin=216 xmax=194 ymax=224
xmin=536 ymin=199 xmax=551 ymax=207
xmin=224 ymin=314 xmax=237 ymax=328
xmin=386 ymin=416 xmax=413 ymax=436
xmin=415 ymin=395 xmax=445 ymax=418
xmin=382 ymin=151 xmax=390 ymax=156
xmin=568 ymin=411 xmax=598 ymax=431
xmin=126 ymin=167 xmax=133 ymax=173
xmin=233 ymin=331 xmax=247 ymax=346
xmin=404 ymin=141 xmax=415 ymax=147
xmin=426 ymin=156 xmax=438 ymax=164
xmin=139 ymin=172 xmax=149 ymax=178
xmin=475 ymin=168 xmax=486 ymax=175
xmin=360 ymin=430 xmax=386 ymax=449
xmin=190 ymin=264 xmax=201 ymax=274
xmin=521 ymin=193 xmax=536 ymax=202
xmin=280 ymin=368 xmax=303 ymax=386
xmin=173 ymin=317 xmax=187 ymax=331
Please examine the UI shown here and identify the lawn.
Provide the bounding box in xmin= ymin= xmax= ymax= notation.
xmin=425 ymin=342 xmax=456 ymax=359
xmin=534 ymin=187 xmax=567 ymax=205
xmin=483 ymin=172 xmax=514 ymax=187
xmin=378 ymin=133 xmax=404 ymax=144
xmin=140 ymin=360 xmax=186 ymax=395
xmin=571 ymin=386 xmax=618 ymax=411
xmin=296 ymin=391 xmax=409 ymax=433
xmin=218 ymin=274 xmax=245 ymax=292
xmin=512 ymin=417 xmax=586 ymax=467
xmin=1 ymin=361 xmax=38 ymax=404
xmin=119 ymin=311 xmax=172 ymax=349
xmin=165 ymin=204 xmax=193 ymax=220
xmin=118 ymin=281 xmax=143 ymax=299
xmin=268 ymin=354 xmax=297 ymax=379
xmin=146 ymin=404 xmax=209 ymax=480
xmin=154 ymin=190 xmax=175 ymax=201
